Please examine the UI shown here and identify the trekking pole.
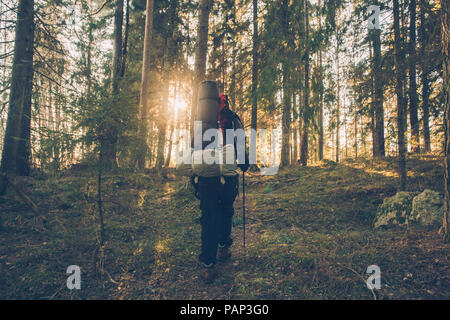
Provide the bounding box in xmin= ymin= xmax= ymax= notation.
xmin=242 ymin=171 xmax=246 ymax=248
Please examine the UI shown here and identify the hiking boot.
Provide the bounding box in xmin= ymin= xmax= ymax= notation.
xmin=217 ymin=245 xmax=231 ymax=262
xmin=200 ymin=263 xmax=217 ymax=284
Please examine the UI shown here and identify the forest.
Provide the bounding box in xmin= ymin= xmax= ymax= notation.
xmin=0 ymin=0 xmax=449 ymax=300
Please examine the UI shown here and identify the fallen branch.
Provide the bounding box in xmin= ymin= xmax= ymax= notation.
xmin=247 ymin=216 xmax=277 ymax=223
xmin=337 ymin=262 xmax=377 ymax=300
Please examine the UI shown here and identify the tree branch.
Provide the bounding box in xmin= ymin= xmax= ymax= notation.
xmin=80 ymin=0 xmax=114 ymax=20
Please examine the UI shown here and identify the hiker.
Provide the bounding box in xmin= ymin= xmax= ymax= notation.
xmin=193 ymin=92 xmax=249 ymax=284
xmin=175 ymin=81 xmax=249 ymax=283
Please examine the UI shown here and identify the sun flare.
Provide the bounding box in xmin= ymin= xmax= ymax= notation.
xmin=172 ymin=96 xmax=188 ymax=112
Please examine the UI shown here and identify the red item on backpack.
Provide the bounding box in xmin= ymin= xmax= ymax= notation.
xmin=218 ymin=93 xmax=228 ymax=139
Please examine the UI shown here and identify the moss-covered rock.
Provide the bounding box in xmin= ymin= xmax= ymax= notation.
xmin=410 ymin=189 xmax=443 ymax=227
xmin=374 ymin=192 xmax=416 ymax=228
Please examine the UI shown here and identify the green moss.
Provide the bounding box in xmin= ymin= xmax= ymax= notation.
xmin=374 ymin=191 xmax=416 ymax=228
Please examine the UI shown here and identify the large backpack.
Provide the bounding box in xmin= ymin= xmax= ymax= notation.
xmin=176 ymin=81 xmax=239 ymax=178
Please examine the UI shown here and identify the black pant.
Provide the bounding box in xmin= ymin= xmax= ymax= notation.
xmin=198 ymin=175 xmax=238 ymax=265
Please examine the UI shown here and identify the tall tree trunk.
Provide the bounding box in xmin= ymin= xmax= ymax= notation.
xmin=82 ymin=3 xmax=94 ymax=158
xmin=137 ymin=0 xmax=154 ymax=170
xmin=120 ymin=0 xmax=130 ymax=77
xmin=318 ymin=0 xmax=324 ymax=161
xmin=110 ymin=0 xmax=124 ymax=95
xmin=102 ymin=0 xmax=124 ymax=170
xmin=299 ymin=0 xmax=310 ymax=166
xmin=394 ymin=0 xmax=407 ymax=191
xmin=298 ymin=117 xmax=302 ymax=159
xmin=292 ymin=93 xmax=298 ymax=163
xmin=335 ymin=25 xmax=340 ymax=163
xmin=420 ymin=0 xmax=431 ymax=153
xmin=372 ymin=25 xmax=385 ymax=158
xmin=230 ymin=43 xmax=237 ymax=112
xmin=158 ymin=0 xmax=178 ymax=169
xmin=441 ymin=0 xmax=450 ymax=242
xmin=409 ymin=0 xmax=420 ymax=153
xmin=281 ymin=66 xmax=291 ymax=167
xmin=165 ymin=118 xmax=175 ymax=168
xmin=155 ymin=78 xmax=169 ymax=169
xmin=344 ymin=110 xmax=348 ymax=159
xmin=354 ymin=105 xmax=358 ymax=159
xmin=281 ymin=0 xmax=291 ymax=167
xmin=165 ymin=91 xmax=177 ymax=168
xmin=0 ymin=0 xmax=34 ymax=195
xmin=191 ymin=0 xmax=212 ymax=132
xmin=369 ymin=44 xmax=376 ymax=156
xmin=251 ymin=0 xmax=258 ymax=132
xmin=250 ymin=0 xmax=259 ymax=169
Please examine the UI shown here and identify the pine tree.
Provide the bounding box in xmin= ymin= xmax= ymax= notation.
xmin=419 ymin=0 xmax=431 ymax=153
xmin=250 ymin=0 xmax=259 ymax=168
xmin=137 ymin=0 xmax=155 ymax=170
xmin=370 ymin=0 xmax=384 ymax=158
xmin=394 ymin=0 xmax=407 ymax=191
xmin=0 ymin=0 xmax=35 ymax=195
xmin=299 ymin=0 xmax=310 ymax=166
xmin=409 ymin=0 xmax=420 ymax=153
xmin=101 ymin=0 xmax=124 ymax=169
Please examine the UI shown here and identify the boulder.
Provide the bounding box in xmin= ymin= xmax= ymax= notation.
xmin=409 ymin=189 xmax=443 ymax=227
xmin=374 ymin=192 xmax=416 ymax=228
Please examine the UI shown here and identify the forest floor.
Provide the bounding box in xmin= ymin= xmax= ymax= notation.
xmin=0 ymin=156 xmax=449 ymax=300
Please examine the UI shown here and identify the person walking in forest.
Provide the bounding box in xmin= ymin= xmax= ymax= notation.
xmin=192 ymin=91 xmax=249 ymax=284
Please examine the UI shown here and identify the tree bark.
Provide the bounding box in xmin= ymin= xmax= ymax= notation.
xmin=0 ymin=0 xmax=34 ymax=195
xmin=292 ymin=93 xmax=298 ymax=163
xmin=250 ymin=0 xmax=259 ymax=169
xmin=157 ymin=1 xmax=178 ymax=170
xmin=371 ymin=25 xmax=385 ymax=158
xmin=318 ymin=0 xmax=324 ymax=161
xmin=164 ymin=103 xmax=176 ymax=168
xmin=191 ymin=0 xmax=212 ymax=132
xmin=155 ymin=81 xmax=169 ymax=169
xmin=441 ymin=0 xmax=450 ymax=242
xmin=335 ymin=24 xmax=340 ymax=163
xmin=354 ymin=106 xmax=358 ymax=159
xmin=370 ymin=44 xmax=376 ymax=156
xmin=281 ymin=0 xmax=292 ymax=167
xmin=102 ymin=0 xmax=124 ymax=170
xmin=409 ymin=0 xmax=420 ymax=153
xmin=251 ymin=0 xmax=258 ymax=133
xmin=420 ymin=0 xmax=431 ymax=153
xmin=137 ymin=0 xmax=154 ymax=170
xmin=299 ymin=0 xmax=310 ymax=166
xmin=120 ymin=0 xmax=130 ymax=78
xmin=281 ymin=66 xmax=291 ymax=167
xmin=394 ymin=0 xmax=407 ymax=191
xmin=156 ymin=38 xmax=170 ymax=170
